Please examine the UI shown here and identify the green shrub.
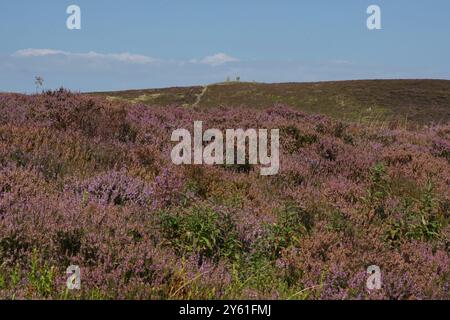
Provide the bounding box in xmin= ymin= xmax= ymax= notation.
xmin=368 ymin=163 xmax=390 ymax=203
xmin=362 ymin=163 xmax=391 ymax=220
xmin=385 ymin=180 xmax=445 ymax=244
xmin=255 ymin=203 xmax=313 ymax=260
xmin=159 ymin=205 xmax=242 ymax=261
xmin=11 ymin=150 xmax=29 ymax=167
xmin=28 ymin=249 xmax=55 ymax=298
xmin=405 ymin=180 xmax=443 ymax=241
xmin=0 ymin=233 xmax=30 ymax=262
xmin=282 ymin=125 xmax=318 ymax=153
xmin=55 ymin=229 xmax=83 ymax=259
xmin=327 ymin=210 xmax=353 ymax=237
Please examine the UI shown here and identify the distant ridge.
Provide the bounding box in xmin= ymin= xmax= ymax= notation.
xmin=94 ymin=79 xmax=450 ymax=125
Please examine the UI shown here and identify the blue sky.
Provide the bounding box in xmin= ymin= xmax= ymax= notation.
xmin=1 ymin=0 xmax=449 ymax=92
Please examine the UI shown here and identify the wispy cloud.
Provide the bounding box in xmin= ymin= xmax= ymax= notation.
xmin=190 ymin=53 xmax=239 ymax=66
xmin=13 ymin=49 xmax=157 ymax=64
xmin=14 ymin=49 xmax=67 ymax=57
xmin=13 ymin=49 xmax=240 ymax=67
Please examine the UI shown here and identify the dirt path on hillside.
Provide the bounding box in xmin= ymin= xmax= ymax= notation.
xmin=192 ymin=85 xmax=208 ymax=108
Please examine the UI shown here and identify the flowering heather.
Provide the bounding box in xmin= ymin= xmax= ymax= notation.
xmin=0 ymin=89 xmax=448 ymax=300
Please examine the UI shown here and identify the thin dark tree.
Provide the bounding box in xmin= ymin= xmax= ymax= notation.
xmin=34 ymin=76 xmax=44 ymax=93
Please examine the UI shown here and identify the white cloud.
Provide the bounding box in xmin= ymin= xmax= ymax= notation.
xmin=191 ymin=53 xmax=239 ymax=66
xmin=107 ymin=53 xmax=156 ymax=64
xmin=13 ymin=49 xmax=157 ymax=64
xmin=13 ymin=49 xmax=239 ymax=67
xmin=14 ymin=49 xmax=67 ymax=57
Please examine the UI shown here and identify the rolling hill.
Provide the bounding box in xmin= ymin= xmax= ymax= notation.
xmin=94 ymin=79 xmax=450 ymax=125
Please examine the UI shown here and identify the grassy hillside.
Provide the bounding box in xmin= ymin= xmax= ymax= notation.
xmin=95 ymin=80 xmax=450 ymax=125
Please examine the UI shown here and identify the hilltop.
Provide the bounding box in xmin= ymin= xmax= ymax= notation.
xmin=94 ymin=79 xmax=450 ymax=125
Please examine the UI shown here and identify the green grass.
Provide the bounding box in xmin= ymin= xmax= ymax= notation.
xmin=93 ymin=80 xmax=450 ymax=125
